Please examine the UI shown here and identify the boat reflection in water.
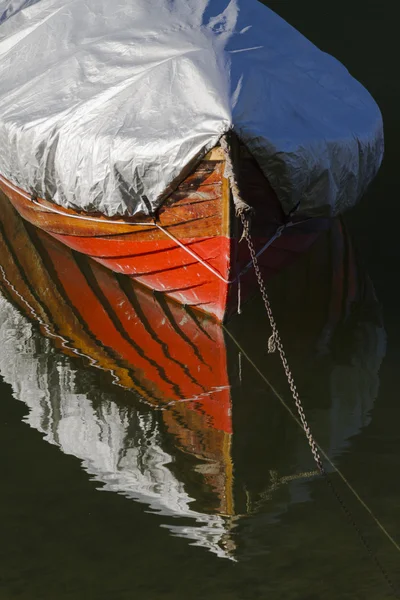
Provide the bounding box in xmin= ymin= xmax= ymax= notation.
xmin=0 ymin=192 xmax=386 ymax=560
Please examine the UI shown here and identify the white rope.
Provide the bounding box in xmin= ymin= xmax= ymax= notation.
xmin=0 ymin=264 xmax=133 ymax=388
xmin=29 ymin=193 xmax=299 ymax=286
xmin=153 ymin=222 xmax=235 ymax=284
xmin=30 ymin=197 xmax=155 ymax=227
xmin=239 ymin=224 xmax=285 ymax=277
xmin=223 ymin=325 xmax=400 ymax=559
xmin=0 ymin=177 xmax=153 ymax=227
xmin=237 ymin=273 xmax=241 ymax=314
xmin=10 ymin=181 xmax=314 ymax=291
xmin=28 ymin=194 xmax=234 ymax=283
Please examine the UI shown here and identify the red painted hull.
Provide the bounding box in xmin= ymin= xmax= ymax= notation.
xmin=0 ymin=193 xmax=377 ymax=522
xmin=49 ymin=227 xmax=329 ymax=322
xmin=0 ymin=145 xmax=329 ymax=321
xmin=52 ymin=233 xmax=232 ymax=321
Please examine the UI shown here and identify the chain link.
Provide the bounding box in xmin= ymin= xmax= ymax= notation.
xmin=240 ymin=213 xmax=325 ymax=474
xmin=240 ymin=212 xmax=399 ymax=597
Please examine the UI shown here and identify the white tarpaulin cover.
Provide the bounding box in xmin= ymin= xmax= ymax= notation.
xmin=0 ymin=0 xmax=383 ymax=218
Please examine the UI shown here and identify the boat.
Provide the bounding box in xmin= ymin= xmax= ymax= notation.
xmin=0 ymin=145 xmax=330 ymax=322
xmin=0 ymin=0 xmax=383 ymax=322
xmin=0 ymin=194 xmax=386 ymax=559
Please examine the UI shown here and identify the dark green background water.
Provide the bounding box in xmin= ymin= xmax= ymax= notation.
xmin=1 ymin=2 xmax=399 ymax=598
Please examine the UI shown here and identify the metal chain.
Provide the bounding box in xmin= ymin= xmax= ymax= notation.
xmin=240 ymin=214 xmax=325 ymax=473
xmin=240 ymin=213 xmax=399 ymax=598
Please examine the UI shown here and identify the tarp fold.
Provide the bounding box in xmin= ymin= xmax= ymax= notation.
xmin=0 ymin=0 xmax=383 ymax=217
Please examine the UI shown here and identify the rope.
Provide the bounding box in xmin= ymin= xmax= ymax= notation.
xmin=0 ymin=265 xmax=127 ymax=387
xmin=29 ymin=192 xmax=300 ymax=287
xmin=225 ymin=324 xmax=399 ymax=542
xmin=0 ymin=266 xmax=98 ymax=367
xmin=218 ymin=132 xmax=399 ymax=596
xmin=30 ymin=197 xmax=157 ymax=227
xmin=153 ymin=222 xmax=235 ymax=284
xmin=29 ymin=195 xmax=234 ymax=283
xmin=220 ymin=134 xmax=252 ymax=217
xmin=235 ymin=212 xmax=400 ymax=598
xmin=154 ymin=222 xmax=293 ymax=285
xmin=224 ymin=325 xmax=400 ymax=594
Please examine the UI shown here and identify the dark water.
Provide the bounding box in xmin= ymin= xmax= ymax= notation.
xmin=1 ymin=3 xmax=399 ymax=599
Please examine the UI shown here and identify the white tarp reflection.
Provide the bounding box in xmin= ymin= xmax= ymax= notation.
xmin=0 ymin=296 xmax=233 ymax=560
xmin=0 ymin=290 xmax=387 ymax=557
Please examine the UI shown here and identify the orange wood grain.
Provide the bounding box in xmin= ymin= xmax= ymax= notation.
xmin=0 ymin=141 xmax=327 ymax=321
xmin=0 ymin=159 xmax=226 ymax=239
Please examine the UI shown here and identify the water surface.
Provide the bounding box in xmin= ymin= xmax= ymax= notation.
xmin=1 ymin=2 xmax=400 ymax=598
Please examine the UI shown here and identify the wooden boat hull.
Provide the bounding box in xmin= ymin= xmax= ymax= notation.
xmin=0 ymin=146 xmax=329 ymax=321
xmin=0 ymin=194 xmax=385 ymax=542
